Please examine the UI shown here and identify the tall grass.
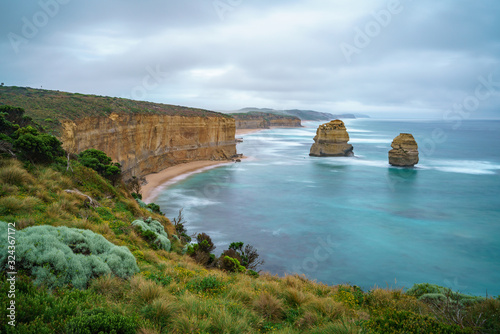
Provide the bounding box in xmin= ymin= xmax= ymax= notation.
xmin=0 ymin=159 xmax=34 ymax=186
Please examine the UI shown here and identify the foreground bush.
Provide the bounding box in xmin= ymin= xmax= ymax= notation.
xmin=132 ymin=217 xmax=171 ymax=251
xmin=0 ymin=222 xmax=139 ymax=289
xmin=65 ymin=308 xmax=137 ymax=334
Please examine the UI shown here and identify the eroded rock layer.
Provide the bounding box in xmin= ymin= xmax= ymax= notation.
xmin=388 ymin=133 xmax=419 ymax=167
xmin=309 ymin=120 xmax=353 ymax=157
xmin=61 ymin=113 xmax=236 ymax=179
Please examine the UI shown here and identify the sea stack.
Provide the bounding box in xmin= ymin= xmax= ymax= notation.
xmin=309 ymin=120 xmax=353 ymax=157
xmin=388 ymin=133 xmax=419 ymax=167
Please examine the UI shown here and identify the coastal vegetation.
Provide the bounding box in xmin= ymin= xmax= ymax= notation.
xmin=0 ymin=86 xmax=232 ymax=136
xmin=0 ymin=105 xmax=499 ymax=333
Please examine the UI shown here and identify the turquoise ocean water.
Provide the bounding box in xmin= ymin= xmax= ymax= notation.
xmin=155 ymin=119 xmax=500 ymax=296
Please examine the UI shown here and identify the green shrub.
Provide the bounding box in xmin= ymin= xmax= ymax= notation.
xmin=143 ymin=272 xmax=172 ymax=286
xmin=247 ymin=269 xmax=260 ymax=278
xmin=337 ymin=285 xmax=364 ymax=307
xmin=220 ymin=241 xmax=264 ymax=271
xmin=146 ymin=202 xmax=163 ymax=215
xmin=95 ymin=206 xmax=115 ymax=220
xmin=407 ymin=283 xmax=448 ymax=298
xmin=186 ymin=233 xmax=216 ymax=266
xmin=78 ymin=149 xmax=121 ymax=185
xmin=0 ymin=222 xmax=139 ymax=289
xmin=14 ymin=131 xmax=64 ymax=164
xmin=0 ymin=274 xmax=102 ymax=333
xmin=365 ymin=309 xmax=472 ymax=334
xmin=187 ymin=275 xmax=226 ymax=295
xmin=65 ymin=308 xmax=137 ymax=334
xmin=408 ymin=283 xmax=485 ymax=308
xmin=131 ymin=217 xmax=171 ymax=251
xmin=221 ymin=256 xmax=246 ymax=273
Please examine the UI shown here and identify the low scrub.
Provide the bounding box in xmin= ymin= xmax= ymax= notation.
xmin=0 ymin=222 xmax=139 ymax=289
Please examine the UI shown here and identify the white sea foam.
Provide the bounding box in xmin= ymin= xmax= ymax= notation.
xmin=146 ymin=163 xmax=231 ymax=202
xmin=321 ymin=157 xmax=389 ymax=168
xmin=424 ymin=160 xmax=500 ymax=175
xmin=158 ymin=189 xmax=220 ymax=208
xmin=349 ymin=138 xmax=392 ymax=144
xmin=348 ymin=128 xmax=373 ymax=133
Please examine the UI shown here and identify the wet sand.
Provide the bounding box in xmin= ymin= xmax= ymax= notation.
xmin=142 ymin=160 xmax=230 ymax=202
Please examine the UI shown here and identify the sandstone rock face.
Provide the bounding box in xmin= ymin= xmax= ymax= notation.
xmin=388 ymin=133 xmax=419 ymax=167
xmin=231 ymin=112 xmax=302 ymax=129
xmin=309 ymin=120 xmax=353 ymax=157
xmin=61 ymin=113 xmax=236 ymax=179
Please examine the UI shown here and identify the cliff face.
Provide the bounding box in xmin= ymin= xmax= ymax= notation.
xmin=61 ymin=113 xmax=236 ymax=179
xmin=231 ymin=112 xmax=301 ymax=129
xmin=309 ymin=120 xmax=354 ymax=157
xmin=389 ymin=133 xmax=419 ymax=167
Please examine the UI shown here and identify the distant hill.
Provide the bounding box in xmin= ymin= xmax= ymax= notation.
xmin=229 ymin=107 xmax=370 ymax=121
xmin=229 ymin=111 xmax=301 ymax=129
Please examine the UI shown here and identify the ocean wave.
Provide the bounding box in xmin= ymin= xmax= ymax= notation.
xmin=157 ymin=189 xmax=221 ymax=208
xmin=348 ymin=128 xmax=373 ymax=133
xmin=424 ymin=160 xmax=500 ymax=175
xmin=349 ymin=138 xmax=392 ymax=144
xmin=320 ymin=157 xmax=389 ymax=168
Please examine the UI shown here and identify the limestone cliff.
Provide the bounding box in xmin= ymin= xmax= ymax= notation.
xmin=309 ymin=120 xmax=354 ymax=157
xmin=388 ymin=133 xmax=419 ymax=167
xmin=62 ymin=113 xmax=236 ymax=179
xmin=230 ymin=112 xmax=301 ymax=129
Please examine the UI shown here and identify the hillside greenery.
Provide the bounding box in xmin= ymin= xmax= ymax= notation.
xmin=229 ymin=111 xmax=300 ymax=122
xmin=0 ymin=104 xmax=499 ymax=333
xmin=0 ymin=86 xmax=232 ymax=136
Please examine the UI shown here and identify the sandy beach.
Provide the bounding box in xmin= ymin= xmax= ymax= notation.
xmin=235 ymin=128 xmax=263 ymax=135
xmin=142 ymin=160 xmax=231 ymax=202
xmin=142 ymin=129 xmax=262 ymax=202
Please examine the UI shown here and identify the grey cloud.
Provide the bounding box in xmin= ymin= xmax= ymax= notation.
xmin=1 ymin=0 xmax=500 ymax=118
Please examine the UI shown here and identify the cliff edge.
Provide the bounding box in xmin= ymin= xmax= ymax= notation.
xmin=0 ymin=86 xmax=236 ymax=179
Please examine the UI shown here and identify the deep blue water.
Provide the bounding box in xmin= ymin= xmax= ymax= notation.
xmin=155 ymin=119 xmax=500 ymax=296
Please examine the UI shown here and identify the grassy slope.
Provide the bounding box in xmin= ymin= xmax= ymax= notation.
xmin=0 ymin=86 xmax=232 ymax=135
xmin=0 ymin=158 xmax=498 ymax=333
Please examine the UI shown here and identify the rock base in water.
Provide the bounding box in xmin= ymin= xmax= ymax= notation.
xmin=389 ymin=133 xmax=419 ymax=167
xmin=310 ymin=120 xmax=354 ymax=157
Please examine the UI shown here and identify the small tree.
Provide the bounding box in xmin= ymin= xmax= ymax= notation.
xmin=220 ymin=241 xmax=264 ymax=271
xmin=78 ymin=149 xmax=122 ymax=186
xmin=13 ymin=130 xmax=64 ymax=164
xmin=126 ymin=176 xmax=142 ymax=198
xmin=187 ymin=232 xmax=216 ymax=266
xmin=172 ymin=208 xmax=191 ymax=242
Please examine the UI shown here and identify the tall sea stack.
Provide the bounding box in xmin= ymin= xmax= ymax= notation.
xmin=309 ymin=120 xmax=353 ymax=157
xmin=388 ymin=133 xmax=419 ymax=167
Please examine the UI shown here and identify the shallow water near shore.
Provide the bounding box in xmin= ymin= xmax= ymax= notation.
xmin=156 ymin=119 xmax=500 ymax=296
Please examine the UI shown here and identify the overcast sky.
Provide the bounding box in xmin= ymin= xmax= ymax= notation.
xmin=1 ymin=0 xmax=500 ymax=118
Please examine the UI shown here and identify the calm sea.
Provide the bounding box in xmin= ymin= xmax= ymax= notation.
xmin=155 ymin=119 xmax=500 ymax=296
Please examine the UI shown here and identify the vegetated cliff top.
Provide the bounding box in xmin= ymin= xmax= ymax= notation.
xmin=0 ymin=86 xmax=232 ymax=125
xmin=229 ymin=111 xmax=300 ymax=121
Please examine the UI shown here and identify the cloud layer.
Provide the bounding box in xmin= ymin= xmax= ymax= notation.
xmin=1 ymin=0 xmax=500 ymax=118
